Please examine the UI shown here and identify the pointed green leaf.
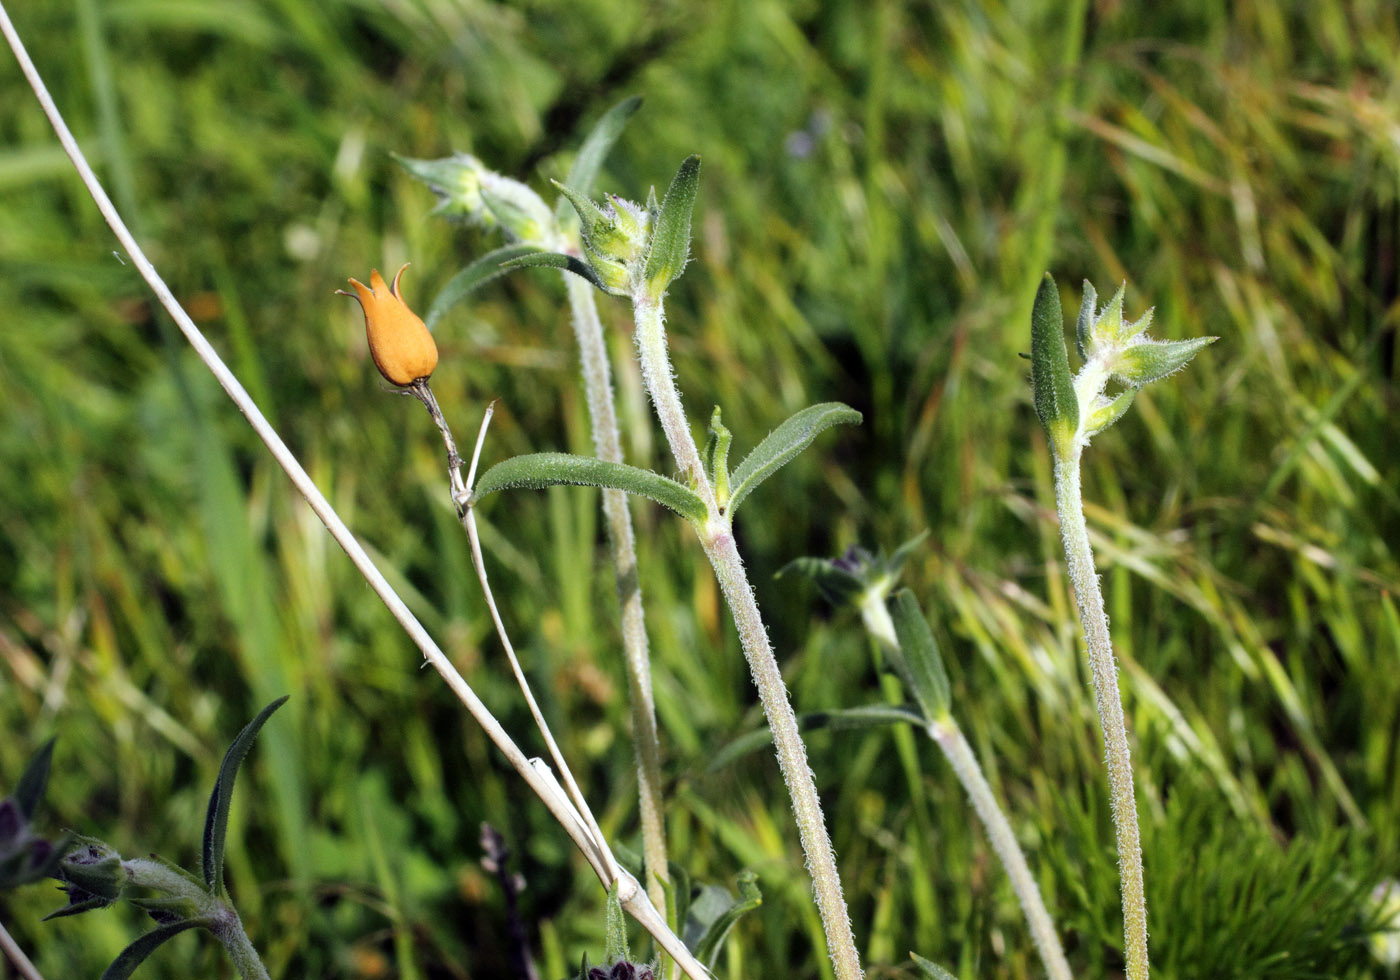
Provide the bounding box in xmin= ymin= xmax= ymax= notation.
xmin=685 ymin=871 xmax=762 ymax=968
xmin=425 ymin=244 xmax=543 ymax=330
xmin=100 ymin=919 xmax=206 ymax=980
xmin=643 ymin=155 xmax=701 ymax=295
xmin=889 ymin=590 xmax=951 ymax=720
xmin=1074 ymin=279 xmax=1097 ymax=360
xmin=727 ymin=402 xmax=862 ymax=516
xmin=498 ymin=250 xmax=607 ymax=291
xmin=707 ymin=704 xmax=923 ymax=771
xmin=551 ymin=180 xmax=618 ymax=254
xmin=707 ymin=406 xmax=732 ymax=509
xmin=1098 ymin=283 xmax=1127 ymax=343
xmin=558 ymin=96 xmax=643 ymax=223
xmin=43 ymin=895 xmax=111 ymax=919
xmin=15 ymin=737 xmax=55 ymax=820
xmin=911 ymin=952 xmax=959 ymax=980
xmin=203 ymin=696 xmax=288 ymax=893
xmin=1030 ymin=273 xmax=1078 ymax=455
xmin=1084 ymin=387 xmax=1136 ymax=437
xmin=470 ymin=453 xmax=707 ymax=523
xmin=1111 ymin=336 xmax=1217 ymax=387
xmin=604 ymin=881 xmax=630 ymax=963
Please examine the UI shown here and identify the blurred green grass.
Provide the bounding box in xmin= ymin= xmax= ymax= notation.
xmin=1 ymin=0 xmax=1397 ymax=977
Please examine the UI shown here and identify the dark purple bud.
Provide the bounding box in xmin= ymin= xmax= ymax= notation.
xmin=0 ymin=798 xmax=22 ymax=844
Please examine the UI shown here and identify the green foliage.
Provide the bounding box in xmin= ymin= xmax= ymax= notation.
xmin=470 ymin=452 xmax=708 ymax=523
xmin=1030 ymin=273 xmax=1078 ymax=456
xmin=2 ymin=0 xmax=1398 ymax=977
xmin=888 ymin=590 xmax=952 ymax=721
xmin=642 ymin=155 xmax=701 ymax=297
xmin=204 ymin=695 xmax=288 ymax=894
xmin=726 ymin=402 xmax=863 ymax=516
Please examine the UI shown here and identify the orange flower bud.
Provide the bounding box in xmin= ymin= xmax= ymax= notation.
xmin=340 ymin=264 xmax=438 ymax=386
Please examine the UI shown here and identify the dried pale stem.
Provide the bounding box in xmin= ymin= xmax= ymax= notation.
xmin=0 ymin=13 xmax=705 ymax=975
xmin=0 ymin=920 xmax=46 ymax=980
xmin=1054 ymin=451 xmax=1147 ymax=980
xmin=565 ymin=272 xmax=669 ymax=919
xmin=631 ymin=294 xmax=863 ymax=980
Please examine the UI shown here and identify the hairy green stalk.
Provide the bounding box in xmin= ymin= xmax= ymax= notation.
xmin=1053 ymin=450 xmax=1146 ymax=979
xmin=565 ymin=272 xmax=670 ymax=920
xmin=1031 ymin=273 xmax=1215 ymax=980
xmin=859 ymin=595 xmax=1072 ymax=980
xmin=631 ymin=294 xmax=864 ymax=980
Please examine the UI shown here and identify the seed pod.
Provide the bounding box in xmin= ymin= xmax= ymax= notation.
xmin=340 ymin=265 xmax=438 ymax=386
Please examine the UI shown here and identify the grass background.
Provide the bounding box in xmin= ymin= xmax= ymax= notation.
xmin=2 ymin=0 xmax=1398 ymax=977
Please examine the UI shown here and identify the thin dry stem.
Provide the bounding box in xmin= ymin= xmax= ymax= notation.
xmin=0 ymin=921 xmax=46 ymax=980
xmin=0 ymin=12 xmax=703 ymax=972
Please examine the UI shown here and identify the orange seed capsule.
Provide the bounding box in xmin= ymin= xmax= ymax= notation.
xmin=340 ymin=264 xmax=438 ymax=386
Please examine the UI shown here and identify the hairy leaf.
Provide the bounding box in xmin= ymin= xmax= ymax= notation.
xmin=559 ymin=96 xmax=643 ymax=222
xmin=100 ymin=919 xmax=205 ymax=980
xmin=727 ymin=402 xmax=862 ymax=516
xmin=643 ymin=154 xmax=701 ymax=295
xmin=424 ymin=244 xmax=543 ymax=330
xmin=911 ymin=952 xmax=959 ymax=980
xmin=889 ymin=590 xmax=952 ymax=720
xmin=685 ymin=871 xmax=762 ymax=968
xmin=1030 ymin=273 xmax=1078 ymax=455
xmin=498 ymin=249 xmax=606 ymax=290
xmin=203 ymin=696 xmax=288 ymax=893
xmin=470 ymin=453 xmax=707 ymax=523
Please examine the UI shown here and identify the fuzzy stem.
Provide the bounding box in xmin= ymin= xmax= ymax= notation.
xmin=860 ymin=596 xmax=1072 ymax=980
xmin=565 ymin=272 xmax=670 ymax=919
xmin=210 ymin=910 xmax=272 ymax=980
xmin=632 ymin=295 xmax=713 ymax=499
xmin=631 ymin=293 xmax=862 ymax=980
xmin=927 ymin=717 xmax=1074 ymax=980
xmin=123 ymin=858 xmax=271 ymax=980
xmin=0 ymin=920 xmax=46 ymax=980
xmin=1053 ymin=450 xmax=1148 ymax=980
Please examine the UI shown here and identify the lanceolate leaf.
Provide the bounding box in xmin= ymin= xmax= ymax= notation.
xmin=100 ymin=919 xmax=206 ymax=980
xmin=686 ymin=872 xmax=762 ymax=968
xmin=643 ymin=154 xmax=701 ymax=295
xmin=1030 ymin=273 xmax=1079 ymax=455
xmin=889 ymin=590 xmax=952 ymax=720
xmin=1074 ymin=279 xmax=1097 ymax=360
xmin=498 ymin=250 xmax=606 ymax=290
xmin=1111 ymin=336 xmax=1218 ymax=387
xmin=911 ymin=952 xmax=959 ymax=980
xmin=470 ymin=453 xmax=708 ymax=523
xmin=203 ymin=696 xmax=289 ymax=893
xmin=15 ymin=737 xmax=55 ymax=820
xmin=425 ymin=244 xmax=542 ymax=330
xmin=707 ymin=704 xmax=923 ymax=771
xmin=727 ymin=402 xmax=862 ymax=516
xmin=559 ymin=96 xmax=643 ymax=223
